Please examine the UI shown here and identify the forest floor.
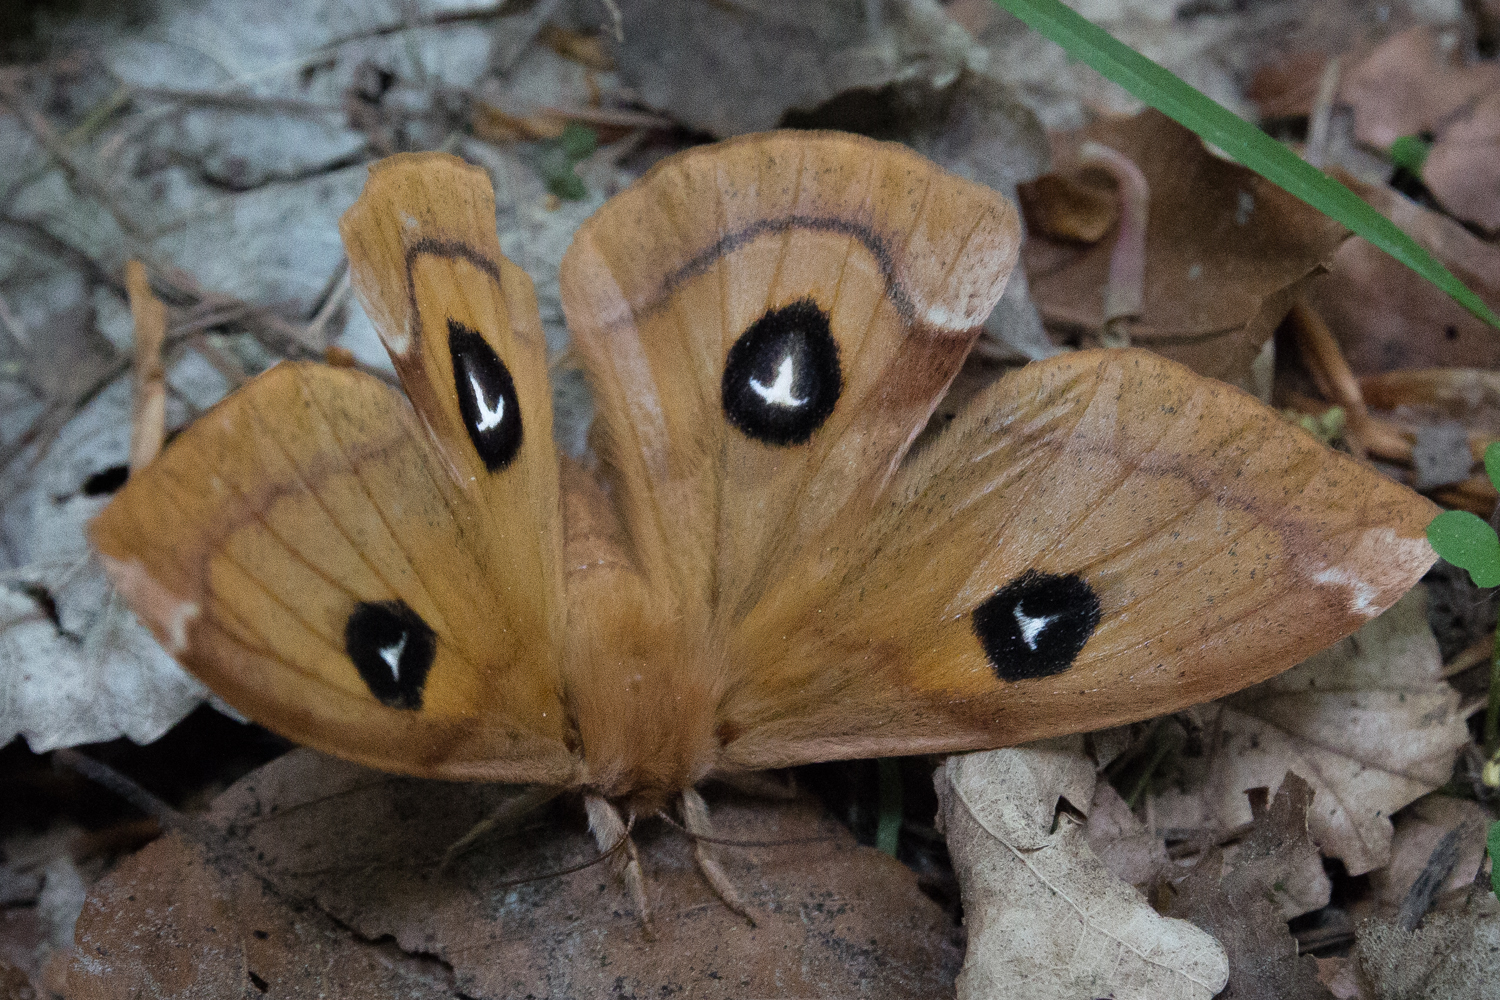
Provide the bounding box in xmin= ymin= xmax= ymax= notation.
xmin=2 ymin=0 xmax=1500 ymax=997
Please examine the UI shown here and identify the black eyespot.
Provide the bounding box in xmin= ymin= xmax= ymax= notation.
xmin=449 ymin=320 xmax=522 ymax=472
xmin=721 ymin=299 xmax=841 ymax=446
xmin=971 ymin=570 xmax=1101 ymax=682
xmin=346 ymin=599 xmax=437 ymax=710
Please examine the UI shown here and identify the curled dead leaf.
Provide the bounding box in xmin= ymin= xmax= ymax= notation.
xmin=1148 ymin=588 xmax=1468 ymax=876
xmin=1025 ymin=110 xmax=1347 ymax=391
xmin=938 ymin=739 xmax=1229 ymax=1000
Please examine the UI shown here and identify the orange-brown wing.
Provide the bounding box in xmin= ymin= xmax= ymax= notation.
xmin=716 ymin=350 xmax=1438 ymax=769
xmin=560 ymin=131 xmax=1021 ymax=623
xmin=339 ymin=153 xmax=564 ymax=642
xmin=90 ymin=365 xmax=576 ymax=783
xmin=91 ymin=153 xmax=576 ymax=784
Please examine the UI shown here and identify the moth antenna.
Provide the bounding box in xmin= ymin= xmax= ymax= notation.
xmin=437 ymin=784 xmax=562 ymax=872
xmin=484 ymin=812 xmax=635 ymax=891
xmin=655 ymin=809 xmax=833 ymax=848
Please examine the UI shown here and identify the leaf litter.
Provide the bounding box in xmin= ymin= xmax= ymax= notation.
xmin=62 ymin=749 xmax=963 ymax=999
xmin=2 ymin=0 xmax=1500 ymax=997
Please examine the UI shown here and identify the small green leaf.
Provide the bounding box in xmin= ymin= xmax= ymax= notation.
xmin=557 ymin=123 xmax=598 ymax=161
xmin=1389 ymin=134 xmax=1431 ymax=174
xmin=1427 ymin=510 xmax=1500 ymax=588
xmin=1484 ymin=441 xmax=1500 ymax=492
xmin=545 ymin=171 xmax=587 ymax=201
xmin=1489 ymin=821 xmax=1500 ymax=897
xmin=989 ymin=0 xmax=1500 ymax=330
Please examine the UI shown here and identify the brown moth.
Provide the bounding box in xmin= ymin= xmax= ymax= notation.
xmin=90 ymin=133 xmax=1438 ymax=920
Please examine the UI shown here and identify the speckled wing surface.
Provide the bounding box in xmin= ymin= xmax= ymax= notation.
xmin=714 ymin=350 xmax=1438 ymax=768
xmin=91 ymin=155 xmax=578 ymax=786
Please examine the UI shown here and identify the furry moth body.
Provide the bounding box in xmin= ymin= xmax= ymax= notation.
xmin=92 ymin=134 xmax=1437 ymax=829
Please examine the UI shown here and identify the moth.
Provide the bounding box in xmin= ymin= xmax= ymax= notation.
xmin=91 ymin=133 xmax=1437 ymax=919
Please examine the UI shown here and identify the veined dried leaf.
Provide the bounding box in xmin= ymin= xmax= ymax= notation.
xmin=1149 ymin=588 xmax=1468 ymax=876
xmin=938 ymin=741 xmax=1229 ymax=1000
xmin=1352 ymin=889 xmax=1500 ymax=1000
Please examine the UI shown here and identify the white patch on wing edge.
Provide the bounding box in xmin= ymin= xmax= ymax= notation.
xmin=1303 ymin=528 xmax=1437 ymax=618
xmin=98 ymin=554 xmax=200 ymax=654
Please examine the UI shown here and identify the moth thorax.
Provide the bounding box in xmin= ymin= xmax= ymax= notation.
xmin=566 ymin=632 xmax=722 ymax=809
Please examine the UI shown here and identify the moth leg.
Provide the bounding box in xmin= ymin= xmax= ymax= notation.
xmin=440 ymin=785 xmax=561 ymax=871
xmin=680 ymin=787 xmax=756 ymax=927
xmin=585 ymin=793 xmax=654 ymax=935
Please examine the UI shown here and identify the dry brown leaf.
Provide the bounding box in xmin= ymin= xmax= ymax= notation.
xmin=1351 ymin=889 xmax=1500 ymax=1000
xmin=1248 ymin=51 xmax=1334 ymax=120
xmin=1085 ymin=780 xmax=1171 ymax=890
xmin=1340 ymin=27 xmax=1500 ymax=152
xmin=61 ymin=833 xmax=454 ymax=1000
xmin=1148 ymin=588 xmax=1469 ymax=876
xmin=1367 ymin=796 xmax=1491 ymax=916
xmin=938 ymin=741 xmax=1229 ymax=1000
xmin=65 ymin=749 xmax=963 ymax=999
xmin=1423 ymin=91 xmax=1500 ymax=234
xmin=1306 ymin=173 xmax=1500 ymax=375
xmin=1019 ymin=172 xmax=1120 ymax=242
xmin=1025 ymin=110 xmax=1347 ymax=390
xmin=1166 ymin=774 xmax=1334 ymax=1000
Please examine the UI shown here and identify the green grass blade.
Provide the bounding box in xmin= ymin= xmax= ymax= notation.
xmin=877 ymin=758 xmax=903 ymax=858
xmin=1490 ymin=821 xmax=1500 ymax=897
xmin=991 ymin=0 xmax=1500 ymax=330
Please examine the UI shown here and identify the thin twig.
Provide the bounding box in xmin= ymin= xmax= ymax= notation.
xmin=1304 ymin=56 xmax=1342 ymax=169
xmin=52 ymin=749 xmax=202 ymax=838
xmin=303 ymin=263 xmax=351 ymax=349
xmin=0 ymin=85 xmax=149 ymax=243
xmin=599 ymin=0 xmax=625 ymax=42
xmin=125 ymin=260 xmax=168 ymax=470
xmin=1288 ymin=300 xmax=1375 ymax=460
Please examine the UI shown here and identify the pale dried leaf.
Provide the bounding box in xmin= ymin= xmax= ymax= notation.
xmin=1148 ymin=588 xmax=1468 ymax=875
xmin=1 ymin=381 xmax=207 ymax=752
xmin=1339 ymin=26 xmax=1500 ymax=150
xmin=1353 ymin=890 xmax=1500 ymax=1000
xmin=1423 ymin=91 xmax=1500 ymax=233
xmin=1086 ymin=779 xmax=1171 ymax=889
xmin=1368 ymin=796 xmax=1491 ymax=915
xmin=939 ymin=741 xmax=1229 ymax=1000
